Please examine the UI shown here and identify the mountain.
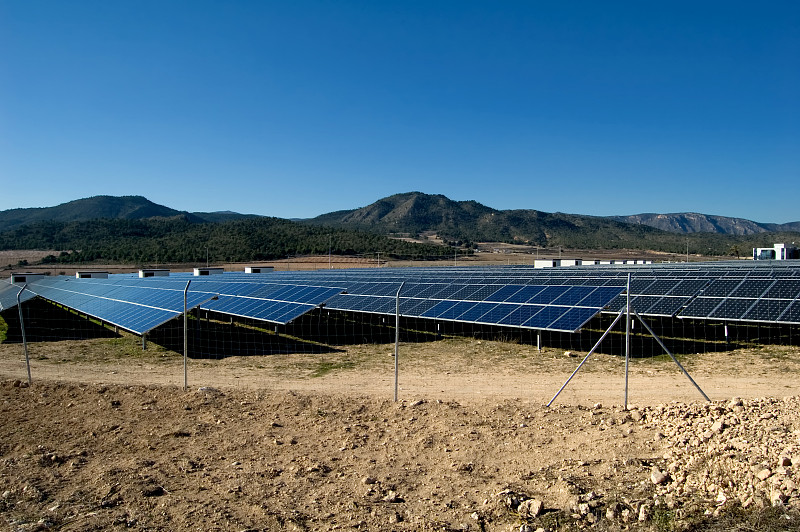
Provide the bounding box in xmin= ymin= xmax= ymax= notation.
xmin=0 ymin=196 xmax=257 ymax=233
xmin=305 ymin=192 xmax=800 ymax=255
xmin=2 ymin=193 xmax=799 ymax=262
xmin=610 ymin=213 xmax=800 ymax=235
xmin=307 ymin=192 xmax=665 ymax=247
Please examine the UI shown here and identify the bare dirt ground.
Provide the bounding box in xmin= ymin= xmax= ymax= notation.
xmin=1 ymin=335 xmax=799 ymax=531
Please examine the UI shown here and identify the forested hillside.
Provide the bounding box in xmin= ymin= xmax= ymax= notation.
xmin=0 ymin=216 xmax=454 ymax=265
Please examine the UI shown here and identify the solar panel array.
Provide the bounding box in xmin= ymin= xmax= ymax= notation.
xmin=26 ymin=274 xmax=345 ymax=335
xmin=263 ymin=261 xmax=800 ymax=326
xmin=6 ymin=260 xmax=800 ymax=336
xmin=324 ymin=283 xmax=622 ymax=332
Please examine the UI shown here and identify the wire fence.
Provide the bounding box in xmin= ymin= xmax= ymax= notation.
xmin=1 ymin=296 xmax=798 ymax=402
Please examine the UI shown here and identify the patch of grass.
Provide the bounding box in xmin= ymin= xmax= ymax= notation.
xmin=0 ymin=316 xmax=7 ymax=343
xmin=310 ymin=360 xmax=357 ymax=378
xmin=651 ymin=505 xmax=676 ymax=531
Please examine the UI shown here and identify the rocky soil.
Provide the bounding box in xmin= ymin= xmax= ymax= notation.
xmin=1 ymin=335 xmax=800 ymax=530
xmin=1 ymin=378 xmax=799 ymax=531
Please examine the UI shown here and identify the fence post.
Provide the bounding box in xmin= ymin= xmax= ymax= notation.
xmin=16 ymin=284 xmax=31 ymax=385
xmin=394 ymin=281 xmax=405 ymax=402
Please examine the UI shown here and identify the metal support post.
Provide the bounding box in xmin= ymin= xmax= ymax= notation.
xmin=16 ymin=285 xmax=31 ymax=385
xmin=548 ymin=310 xmax=625 ymax=407
xmin=624 ymin=273 xmax=631 ymax=410
xmin=184 ymin=280 xmax=191 ymax=391
xmin=394 ymin=282 xmax=405 ymax=402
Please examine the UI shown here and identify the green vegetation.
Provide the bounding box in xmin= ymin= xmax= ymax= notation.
xmin=309 ymin=360 xmax=357 ymax=378
xmin=0 ymin=216 xmax=454 ymax=264
xmin=0 ymin=315 xmax=7 ymax=343
xmin=3 ymin=192 xmax=799 ymax=264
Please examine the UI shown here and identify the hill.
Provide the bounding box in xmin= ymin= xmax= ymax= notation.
xmin=0 ymin=196 xmax=259 ymax=233
xmin=0 ymin=216 xmax=453 ymax=265
xmin=0 ymin=196 xmax=188 ymax=232
xmin=306 ymin=192 xmax=800 ymax=256
xmin=2 ymin=193 xmax=799 ymax=263
xmin=611 ymin=212 xmax=800 ymax=235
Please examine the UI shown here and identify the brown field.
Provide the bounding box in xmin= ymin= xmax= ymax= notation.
xmin=0 ymin=245 xmax=724 ymax=279
xmin=1 ymin=331 xmax=799 ymax=531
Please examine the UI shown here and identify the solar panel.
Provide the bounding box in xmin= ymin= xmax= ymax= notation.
xmin=780 ymin=301 xmax=800 ymax=324
xmin=680 ymin=297 xmax=723 ymax=319
xmin=0 ymin=281 xmax=36 ymax=312
xmin=742 ymin=299 xmax=792 ymax=322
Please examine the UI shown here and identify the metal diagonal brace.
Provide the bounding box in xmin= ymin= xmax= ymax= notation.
xmin=632 ymin=309 xmax=710 ymax=402
xmin=547 ymin=308 xmax=625 ymax=407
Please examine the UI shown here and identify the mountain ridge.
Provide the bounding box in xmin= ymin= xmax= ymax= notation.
xmin=306 ymin=192 xmax=800 ymax=242
xmin=0 ymin=196 xmax=257 ymax=233
xmin=1 ymin=193 xmax=798 ymax=241
xmin=610 ymin=212 xmax=800 ymax=235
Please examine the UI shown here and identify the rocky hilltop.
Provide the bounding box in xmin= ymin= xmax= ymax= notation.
xmin=612 ymin=212 xmax=800 ymax=235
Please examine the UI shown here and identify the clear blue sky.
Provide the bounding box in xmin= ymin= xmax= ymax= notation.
xmin=1 ymin=1 xmax=798 ymax=223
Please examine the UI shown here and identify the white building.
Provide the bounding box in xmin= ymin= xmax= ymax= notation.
xmin=10 ymin=272 xmax=46 ymax=284
xmin=753 ymin=243 xmax=799 ymax=261
xmin=139 ymin=269 xmax=170 ymax=278
xmin=76 ymin=271 xmax=109 ymax=279
xmin=244 ymin=266 xmax=274 ymax=273
xmin=193 ymin=267 xmax=224 ymax=276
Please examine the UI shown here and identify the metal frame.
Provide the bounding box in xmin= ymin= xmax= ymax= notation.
xmin=549 ymin=274 xmax=710 ymax=408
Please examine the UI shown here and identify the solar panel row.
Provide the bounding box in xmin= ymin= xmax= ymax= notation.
xmin=25 ymin=276 xmax=345 ymax=334
xmin=7 ymin=260 xmax=800 ymax=337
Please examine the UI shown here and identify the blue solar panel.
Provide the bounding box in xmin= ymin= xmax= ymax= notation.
xmin=497 ymin=305 xmax=545 ymax=327
xmin=528 ymin=286 xmax=569 ymax=304
xmin=781 ymin=301 xmax=800 ymax=324
xmin=645 ymin=297 xmax=688 ymax=317
xmin=680 ymin=297 xmax=723 ymax=319
xmin=0 ymin=282 xmax=36 ymax=311
xmin=742 ymin=299 xmax=792 ymax=322
xmin=580 ymin=286 xmax=626 ymax=307
xmin=421 ymin=300 xmax=460 ymax=319
xmin=548 ymin=307 xmax=599 ymax=332
xmin=476 ymin=303 xmax=520 ymax=324
xmin=525 ymin=306 xmax=569 ymax=329
xmin=485 ymin=285 xmax=524 ymax=302
xmin=504 ymin=285 xmax=546 ymax=303
xmin=551 ymin=286 xmax=594 ymax=306
xmin=399 ymin=298 xmax=439 ymax=316
xmin=457 ymin=302 xmax=497 ymax=322
xmin=710 ymin=299 xmax=757 ymax=320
